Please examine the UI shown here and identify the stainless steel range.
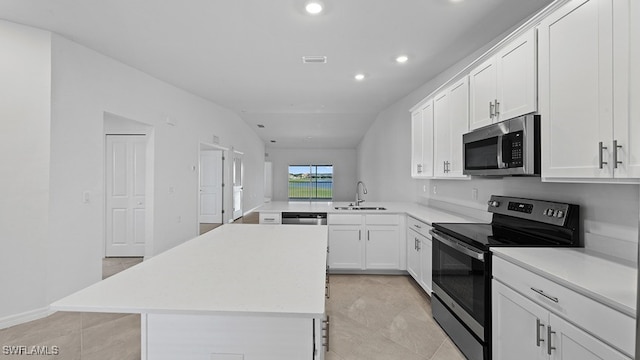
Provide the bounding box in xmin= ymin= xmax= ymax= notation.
xmin=430 ymin=195 xmax=580 ymax=360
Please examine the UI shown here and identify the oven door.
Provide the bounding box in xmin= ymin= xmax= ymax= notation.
xmin=431 ymin=229 xmax=488 ymax=340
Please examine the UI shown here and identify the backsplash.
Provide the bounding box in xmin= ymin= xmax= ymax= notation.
xmin=417 ymin=177 xmax=639 ymax=263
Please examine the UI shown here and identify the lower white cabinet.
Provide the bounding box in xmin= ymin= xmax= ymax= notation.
xmin=144 ymin=313 xmax=327 ymax=360
xmin=327 ymin=214 xmax=401 ymax=271
xmin=407 ymin=220 xmax=433 ymax=295
xmin=492 ymin=256 xmax=633 ymax=360
xmin=406 ymin=217 xmax=433 ymax=294
xmin=492 ymin=281 xmax=630 ymax=360
xmin=259 ymin=212 xmax=281 ymax=224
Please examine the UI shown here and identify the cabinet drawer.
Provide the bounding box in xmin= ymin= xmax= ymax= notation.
xmin=328 ymin=214 xmax=363 ymax=225
xmin=259 ymin=212 xmax=281 ymax=224
xmin=365 ymin=214 xmax=399 ymax=225
xmin=492 ymin=256 xmax=635 ymax=356
xmin=407 ymin=216 xmax=431 ymax=238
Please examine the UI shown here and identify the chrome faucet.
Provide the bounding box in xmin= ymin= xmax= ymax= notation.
xmin=355 ymin=181 xmax=368 ymax=206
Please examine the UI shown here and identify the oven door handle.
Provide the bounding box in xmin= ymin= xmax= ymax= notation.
xmin=430 ymin=230 xmax=485 ymax=261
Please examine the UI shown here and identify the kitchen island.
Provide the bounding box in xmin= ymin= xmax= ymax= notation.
xmin=51 ymin=224 xmax=329 ymax=360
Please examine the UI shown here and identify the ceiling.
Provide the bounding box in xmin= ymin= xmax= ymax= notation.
xmin=0 ymin=0 xmax=554 ymax=148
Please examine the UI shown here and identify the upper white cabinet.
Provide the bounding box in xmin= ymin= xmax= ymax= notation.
xmin=469 ymin=28 xmax=537 ymax=130
xmin=410 ymin=100 xmax=434 ymax=178
xmin=539 ymin=0 xmax=639 ymax=181
xmin=433 ymin=77 xmax=469 ymax=178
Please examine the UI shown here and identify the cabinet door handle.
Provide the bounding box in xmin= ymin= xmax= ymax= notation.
xmin=494 ymin=99 xmax=500 ymax=116
xmin=536 ymin=319 xmax=545 ymax=347
xmin=489 ymin=101 xmax=495 ymax=118
xmin=325 ymin=267 xmax=330 ymax=299
xmin=547 ymin=326 xmax=556 ymax=355
xmin=367 ymin=230 xmax=370 ymax=241
xmin=613 ymin=140 xmax=622 ymax=169
xmin=599 ymin=141 xmax=608 ymax=169
xmin=531 ymin=287 xmax=559 ymax=303
xmin=358 ymin=230 xmax=361 ymax=241
xmin=322 ymin=316 xmax=330 ymax=352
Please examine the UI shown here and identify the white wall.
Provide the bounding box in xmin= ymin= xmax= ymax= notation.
xmin=266 ymin=148 xmax=357 ymax=202
xmin=47 ymin=34 xmax=266 ymax=302
xmin=358 ymin=18 xmax=640 ymax=262
xmin=0 ymin=21 xmax=51 ymax=324
xmin=0 ymin=20 xmax=266 ymax=326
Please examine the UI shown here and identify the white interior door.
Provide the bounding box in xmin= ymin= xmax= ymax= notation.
xmin=106 ymin=135 xmax=146 ymax=257
xmin=232 ymin=155 xmax=243 ymax=220
xmin=199 ymin=150 xmax=223 ymax=224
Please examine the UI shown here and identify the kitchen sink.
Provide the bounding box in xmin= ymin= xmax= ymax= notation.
xmin=334 ymin=206 xmax=387 ymax=211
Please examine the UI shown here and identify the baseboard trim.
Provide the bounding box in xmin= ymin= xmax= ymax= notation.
xmin=328 ymin=269 xmax=409 ymax=275
xmin=0 ymin=306 xmax=54 ymax=330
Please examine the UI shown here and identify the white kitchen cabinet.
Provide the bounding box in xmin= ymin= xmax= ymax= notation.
xmin=327 ymin=225 xmax=362 ymax=269
xmin=259 ymin=212 xmax=281 ymax=224
xmin=539 ymin=0 xmax=639 ymax=181
xmin=406 ymin=230 xmax=420 ymax=280
xmin=492 ymin=281 xmax=631 ymax=360
xmin=146 ymin=313 xmax=327 ymax=360
xmin=433 ymin=77 xmax=469 ymax=179
xmin=492 ymin=255 xmax=634 ymax=359
xmin=365 ymin=225 xmax=400 ymax=269
xmin=410 ymin=100 xmax=434 ymax=178
xmin=406 ymin=217 xmax=433 ymax=294
xmin=469 ymin=28 xmax=537 ymax=130
xmin=327 ymin=214 xmax=401 ymax=271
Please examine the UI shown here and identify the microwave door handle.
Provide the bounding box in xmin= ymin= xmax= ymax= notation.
xmin=497 ymin=134 xmax=506 ymax=169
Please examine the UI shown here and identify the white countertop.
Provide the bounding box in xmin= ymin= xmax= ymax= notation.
xmin=492 ymin=247 xmax=637 ymax=317
xmin=51 ymin=224 xmax=328 ymax=318
xmin=258 ymin=201 xmax=483 ymax=225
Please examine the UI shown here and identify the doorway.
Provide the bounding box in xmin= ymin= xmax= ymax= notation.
xmin=103 ymin=112 xmax=154 ymax=265
xmin=232 ymin=150 xmax=244 ymax=221
xmin=105 ymin=134 xmax=147 ymax=257
xmin=199 ymin=143 xmax=226 ymax=234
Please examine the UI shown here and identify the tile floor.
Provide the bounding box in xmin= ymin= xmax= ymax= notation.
xmin=1 ymin=259 xmax=465 ymax=360
xmin=326 ymin=275 xmax=465 ymax=360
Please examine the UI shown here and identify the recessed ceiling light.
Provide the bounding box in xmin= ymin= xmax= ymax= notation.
xmin=396 ymin=55 xmax=409 ymax=63
xmin=305 ymin=1 xmax=323 ymax=15
xmin=354 ymin=73 xmax=365 ymax=81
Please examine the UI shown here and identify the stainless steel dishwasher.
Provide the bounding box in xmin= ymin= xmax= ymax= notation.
xmin=281 ymin=212 xmax=327 ymax=225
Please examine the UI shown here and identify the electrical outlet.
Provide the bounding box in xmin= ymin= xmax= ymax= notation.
xmin=472 ymin=188 xmax=478 ymax=200
xmin=432 ymin=185 xmax=437 ymax=195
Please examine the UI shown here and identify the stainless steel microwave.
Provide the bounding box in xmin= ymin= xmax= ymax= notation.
xmin=462 ymin=114 xmax=540 ymax=176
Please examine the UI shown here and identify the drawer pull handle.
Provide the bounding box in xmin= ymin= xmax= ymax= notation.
xmin=536 ymin=319 xmax=545 ymax=347
xmin=531 ymin=287 xmax=559 ymax=303
xmin=414 ymin=224 xmax=422 ymax=229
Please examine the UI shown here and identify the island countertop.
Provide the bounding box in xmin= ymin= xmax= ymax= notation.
xmin=51 ymin=224 xmax=328 ymax=318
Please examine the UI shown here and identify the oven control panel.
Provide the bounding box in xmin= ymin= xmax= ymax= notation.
xmin=487 ymin=195 xmax=574 ymax=227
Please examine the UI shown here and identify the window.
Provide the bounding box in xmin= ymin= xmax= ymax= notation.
xmin=288 ymin=165 xmax=333 ymax=200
